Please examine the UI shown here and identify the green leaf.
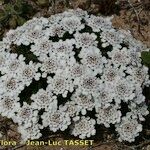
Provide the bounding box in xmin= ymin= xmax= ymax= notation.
xmin=13 ymin=4 xmax=23 ymax=15
xmin=21 ymin=2 xmax=34 ymax=15
xmin=3 ymin=3 xmax=13 ymax=12
xmin=17 ymin=16 xmax=26 ymax=25
xmin=141 ymin=51 xmax=150 ymax=67
xmin=0 ymin=9 xmax=7 ymax=21
xmin=8 ymin=16 xmax=17 ymax=28
xmin=0 ymin=0 xmax=4 ymax=4
xmin=36 ymin=0 xmax=49 ymax=6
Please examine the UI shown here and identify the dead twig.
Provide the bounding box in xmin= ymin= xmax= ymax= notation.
xmin=12 ymin=144 xmax=26 ymax=150
xmin=133 ymin=140 xmax=150 ymax=148
xmin=127 ymin=0 xmax=141 ymax=33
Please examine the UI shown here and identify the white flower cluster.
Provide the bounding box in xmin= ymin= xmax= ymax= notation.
xmin=0 ymin=8 xmax=149 ymax=142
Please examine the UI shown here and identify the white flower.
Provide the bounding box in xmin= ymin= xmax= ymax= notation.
xmin=126 ymin=66 xmax=149 ymax=85
xmin=114 ymin=78 xmax=135 ymax=103
xmin=39 ymin=54 xmax=61 ymax=77
xmin=95 ymin=104 xmax=121 ymax=127
xmin=129 ymin=50 xmax=142 ymax=66
xmin=13 ymin=102 xmax=39 ymax=128
xmin=5 ymin=54 xmax=26 ymax=75
xmin=60 ymin=11 xmax=77 ymax=18
xmin=41 ymin=110 xmax=71 ymax=132
xmin=115 ymin=116 xmax=142 ymax=142
xmin=61 ymin=16 xmax=84 ymax=34
xmin=22 ymin=17 xmax=48 ymax=31
xmin=4 ymin=29 xmax=23 ymax=45
xmin=100 ymin=29 xmax=122 ymax=48
xmin=68 ymin=62 xmax=86 ymax=81
xmin=0 ymin=51 xmax=8 ymax=74
xmin=52 ymin=39 xmax=75 ymax=57
xmin=77 ymin=74 xmax=101 ymax=95
xmin=128 ymin=39 xmax=146 ymax=52
xmin=18 ymin=124 xmax=42 ymax=142
xmin=0 ymin=41 xmax=10 ymax=51
xmin=19 ymin=61 xmax=41 ymax=86
xmin=71 ymin=91 xmax=95 ymax=115
xmin=108 ymin=47 xmax=131 ymax=67
xmin=22 ymin=25 xmax=45 ymax=45
xmin=70 ymin=116 xmax=96 ymax=139
xmin=128 ymin=103 xmax=149 ymax=121
xmin=101 ymin=63 xmax=125 ymax=83
xmin=131 ymin=86 xmax=145 ymax=104
xmin=48 ymin=14 xmax=63 ymax=24
xmin=93 ymin=83 xmax=114 ymax=108
xmin=86 ymin=15 xmax=112 ymax=32
xmin=31 ymin=88 xmax=57 ymax=110
xmin=47 ymin=74 xmax=74 ymax=97
xmin=59 ymin=101 xmax=80 ymax=118
xmin=79 ymin=47 xmax=107 ymax=74
xmin=31 ymin=38 xmax=53 ymax=56
xmin=68 ymin=8 xmax=88 ymax=19
xmin=0 ymin=94 xmax=20 ymax=118
xmin=120 ymin=30 xmax=146 ymax=52
xmin=46 ymin=24 xmax=66 ymax=37
xmin=74 ymin=32 xmax=98 ymax=48
xmin=0 ymin=74 xmax=25 ymax=96
xmin=0 ymin=9 xmax=149 ymax=142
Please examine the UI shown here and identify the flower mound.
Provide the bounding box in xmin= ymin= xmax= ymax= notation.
xmin=0 ymin=9 xmax=149 ymax=142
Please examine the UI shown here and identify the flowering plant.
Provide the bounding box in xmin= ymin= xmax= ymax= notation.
xmin=0 ymin=8 xmax=149 ymax=142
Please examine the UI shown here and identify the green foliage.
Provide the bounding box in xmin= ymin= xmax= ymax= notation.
xmin=36 ymin=0 xmax=49 ymax=7
xmin=14 ymin=44 xmax=39 ymax=64
xmin=0 ymin=0 xmax=34 ymax=28
xmin=141 ymin=51 xmax=150 ymax=67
